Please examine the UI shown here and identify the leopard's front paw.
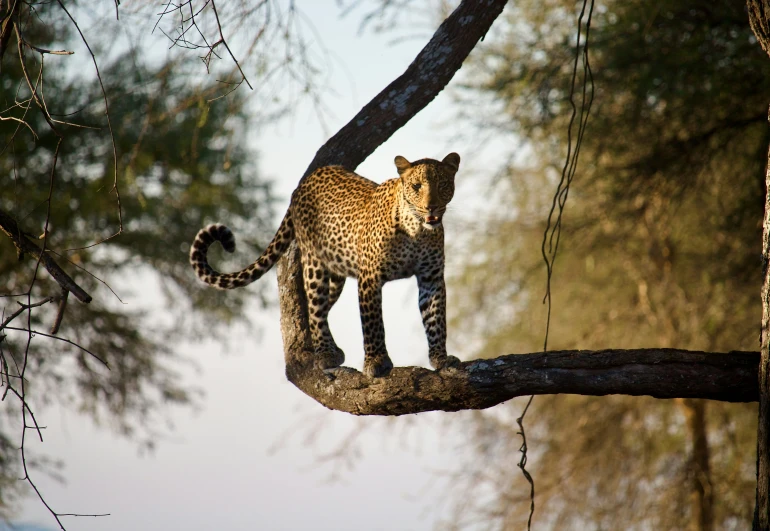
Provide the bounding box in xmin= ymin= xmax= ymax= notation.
xmin=315 ymin=347 xmax=345 ymax=370
xmin=429 ymin=352 xmax=461 ymax=371
xmin=363 ymin=353 xmax=394 ymax=378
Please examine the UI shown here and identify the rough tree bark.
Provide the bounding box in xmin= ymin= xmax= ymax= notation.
xmin=747 ymin=2 xmax=770 ymax=529
xmin=282 ymin=344 xmax=758 ymax=415
xmin=754 ymin=106 xmax=770 ymax=531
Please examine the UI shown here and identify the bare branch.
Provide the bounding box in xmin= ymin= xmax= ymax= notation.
xmin=15 ymin=23 xmax=73 ymax=55
xmin=15 ymin=29 xmax=60 ymax=136
xmin=0 ymin=113 xmax=37 ymax=137
xmin=0 ymin=297 xmax=55 ymax=331
xmin=280 ymin=322 xmax=757 ymax=415
xmin=0 ymin=209 xmax=92 ymax=303
xmin=208 ymin=0 xmax=252 ymax=89
xmin=3 ymin=326 xmax=109 ymax=368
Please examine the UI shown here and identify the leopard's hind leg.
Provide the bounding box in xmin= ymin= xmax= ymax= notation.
xmin=301 ymin=252 xmax=345 ymax=369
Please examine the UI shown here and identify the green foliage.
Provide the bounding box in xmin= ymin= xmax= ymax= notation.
xmin=0 ymin=8 xmax=275 ymax=515
xmin=449 ymin=1 xmax=769 ymax=528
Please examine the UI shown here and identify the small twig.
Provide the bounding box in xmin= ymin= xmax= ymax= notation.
xmin=58 ymin=513 xmax=111 ymax=517
xmin=55 ymin=0 xmax=123 ymax=249
xmin=0 ymin=297 xmax=55 ymax=331
xmin=15 ymin=23 xmax=73 ymax=55
xmin=7 ymin=386 xmax=44 ymax=442
xmin=14 ymin=27 xmax=60 ymax=136
xmin=3 ymin=326 xmax=109 ymax=368
xmin=0 ymin=115 xmax=37 ymax=138
xmin=47 ymin=248 xmax=125 ymax=304
xmin=19 ymin=247 xmax=60 ymax=528
xmin=49 ymin=289 xmax=68 ymax=334
xmin=209 ymin=0 xmax=253 ymax=89
xmin=0 ymin=88 xmax=36 ymax=159
xmin=207 ymin=77 xmax=244 ymax=102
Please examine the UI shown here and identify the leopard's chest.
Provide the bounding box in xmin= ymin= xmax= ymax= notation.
xmin=377 ymin=227 xmax=442 ymax=281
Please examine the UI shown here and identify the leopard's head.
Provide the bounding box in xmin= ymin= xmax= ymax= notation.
xmin=395 ymin=152 xmax=460 ymax=231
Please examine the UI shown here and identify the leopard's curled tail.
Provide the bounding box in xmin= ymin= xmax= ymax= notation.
xmin=189 ymin=212 xmax=294 ymax=289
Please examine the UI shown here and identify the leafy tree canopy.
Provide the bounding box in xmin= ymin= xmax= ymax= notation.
xmin=0 ymin=5 xmax=275 ymax=514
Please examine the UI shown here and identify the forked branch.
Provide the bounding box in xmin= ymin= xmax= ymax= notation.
xmin=276 ymin=0 xmax=758 ymax=419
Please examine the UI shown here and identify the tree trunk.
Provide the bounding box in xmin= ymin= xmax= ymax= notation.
xmin=741 ymin=3 xmax=770 ymax=528
xmin=755 ymin=107 xmax=770 ymax=531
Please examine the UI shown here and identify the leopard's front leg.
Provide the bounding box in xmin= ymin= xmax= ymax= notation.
xmin=417 ymin=271 xmax=460 ymax=371
xmin=357 ymin=273 xmax=393 ymax=377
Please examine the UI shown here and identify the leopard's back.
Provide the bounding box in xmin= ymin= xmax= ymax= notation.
xmin=291 ymin=166 xmax=389 ymax=278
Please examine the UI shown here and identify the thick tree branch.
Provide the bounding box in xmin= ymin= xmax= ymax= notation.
xmin=301 ymin=0 xmax=507 ymax=175
xmin=277 ymin=0 xmax=508 ymax=398
xmin=0 ymin=209 xmax=92 ymax=303
xmin=285 ymin=342 xmax=757 ymax=415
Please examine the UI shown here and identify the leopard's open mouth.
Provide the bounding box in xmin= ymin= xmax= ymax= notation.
xmin=425 ymin=215 xmax=441 ymax=226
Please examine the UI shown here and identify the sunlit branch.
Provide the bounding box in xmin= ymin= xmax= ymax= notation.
xmin=284 ymin=345 xmax=757 ymax=416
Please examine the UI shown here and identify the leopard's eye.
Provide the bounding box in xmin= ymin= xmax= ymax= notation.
xmin=411 ymin=183 xmax=422 ymax=192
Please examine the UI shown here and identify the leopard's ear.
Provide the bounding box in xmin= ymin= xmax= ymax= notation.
xmin=442 ymin=152 xmax=461 ymax=172
xmin=394 ymin=155 xmax=412 ymax=175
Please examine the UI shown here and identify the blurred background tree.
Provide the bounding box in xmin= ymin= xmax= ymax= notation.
xmin=446 ymin=0 xmax=769 ymax=529
xmin=0 ymin=3 xmax=277 ymax=514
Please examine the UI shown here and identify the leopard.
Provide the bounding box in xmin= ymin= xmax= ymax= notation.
xmin=189 ymin=153 xmax=462 ymax=378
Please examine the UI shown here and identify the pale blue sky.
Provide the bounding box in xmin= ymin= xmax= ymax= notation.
xmin=16 ymin=2 xmax=514 ymax=530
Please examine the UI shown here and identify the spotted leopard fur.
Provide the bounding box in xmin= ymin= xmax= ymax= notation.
xmin=190 ymin=153 xmax=461 ymax=377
